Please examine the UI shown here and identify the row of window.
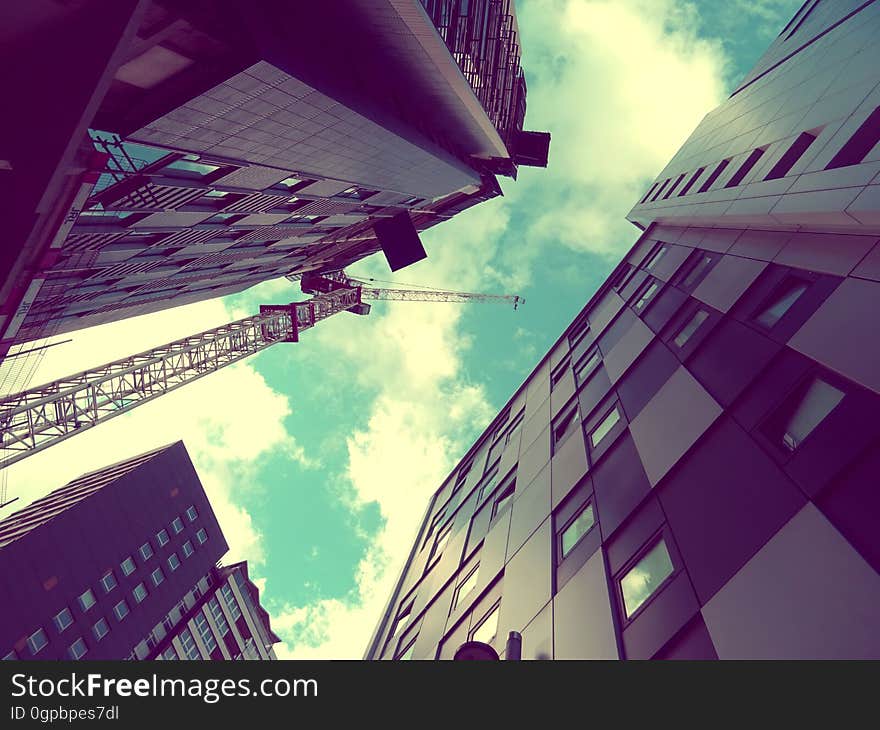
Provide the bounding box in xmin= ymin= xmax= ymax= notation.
xmin=639 ymin=103 xmax=880 ymax=205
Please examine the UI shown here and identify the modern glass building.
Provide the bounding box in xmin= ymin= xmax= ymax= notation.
xmin=0 ymin=442 xmax=279 ymax=660
xmin=366 ymin=0 xmax=880 ymax=660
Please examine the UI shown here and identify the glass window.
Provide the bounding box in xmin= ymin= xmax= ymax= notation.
xmin=275 ymin=175 xmax=307 ymax=189
xmin=208 ymin=598 xmax=230 ymax=637
xmin=196 ymin=528 xmax=208 ymax=544
xmin=634 ymin=281 xmax=659 ymax=310
xmin=453 ymin=461 xmax=472 ymax=493
xmin=179 ymin=628 xmax=200 ymax=660
xmin=573 ymin=350 xmax=601 ymax=384
xmin=753 ymin=277 xmax=809 ymax=329
xmin=551 ymin=358 xmax=570 ymax=388
xmin=590 ymin=407 xmax=621 ymax=448
xmin=151 ymin=567 xmax=165 ymax=587
xmin=471 ymin=604 xmax=500 ymax=645
xmin=620 ymin=539 xmax=675 ymax=618
xmin=93 ymin=619 xmax=110 ymax=641
xmin=133 ymin=583 xmax=148 ymax=604
xmin=78 ymin=589 xmax=96 ymax=612
xmin=139 ymin=542 xmax=153 ymax=560
xmin=391 ymin=601 xmax=413 ymax=638
xmin=53 ymin=608 xmax=74 ymax=632
xmin=453 ymin=566 xmax=479 ymax=610
xmin=100 ymin=571 xmax=117 ymax=594
xmin=171 ymin=517 xmax=184 ymax=534
xmin=492 ymin=485 xmax=515 ymax=519
xmin=553 ymin=406 xmax=580 ymax=451
xmin=167 ymin=553 xmax=181 ymax=571
xmin=156 ymin=529 xmax=170 ymax=547
xmin=561 ymin=503 xmax=596 ymax=558
xmin=162 ymin=647 xmax=178 ymax=660
xmin=504 ymin=412 xmax=524 ymax=448
xmin=121 ymin=556 xmax=136 ymax=576
xmin=673 ymin=309 xmax=709 ymax=348
xmin=182 ymin=541 xmax=194 ymax=558
xmin=477 ymin=470 xmax=499 ymax=504
xmin=194 ymin=613 xmax=217 ymax=653
xmin=27 ymin=628 xmax=48 ymax=655
xmin=3 ymin=650 xmax=17 ymax=660
xmin=644 ymin=245 xmax=667 ymax=270
xmin=164 ymin=158 xmax=221 ymax=177
xmin=221 ymin=584 xmax=242 ymax=621
xmin=396 ymin=639 xmax=416 ymax=660
xmin=113 ymin=600 xmax=129 ymax=621
xmin=680 ymin=253 xmax=715 ymax=290
xmin=68 ymin=638 xmax=88 ymax=660
xmin=186 ymin=506 xmax=198 ymax=522
xmin=427 ymin=524 xmax=452 ymax=568
xmin=779 ymin=377 xmax=845 ymax=451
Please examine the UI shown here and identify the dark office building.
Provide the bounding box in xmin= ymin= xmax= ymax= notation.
xmin=366 ymin=0 xmax=880 ymax=660
xmin=1 ymin=0 xmax=548 ymax=358
xmin=0 ymin=442 xmax=279 ymax=660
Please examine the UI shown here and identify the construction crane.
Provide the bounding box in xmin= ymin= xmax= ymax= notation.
xmin=0 ymin=273 xmax=522 ymax=472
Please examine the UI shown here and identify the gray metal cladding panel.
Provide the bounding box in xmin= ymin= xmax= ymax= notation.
xmin=497 ymin=519 xmax=552 ymax=640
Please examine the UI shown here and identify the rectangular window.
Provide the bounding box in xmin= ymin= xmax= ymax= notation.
xmin=93 ymin=618 xmax=110 ymax=641
xmin=221 ymin=584 xmax=242 ymax=622
xmin=452 ymin=565 xmax=480 ymax=610
xmin=453 ymin=460 xmax=472 ymax=494
xmin=639 ymin=182 xmax=659 ymax=204
xmin=113 ymin=600 xmax=129 ymax=621
xmin=194 ymin=613 xmax=217 ymax=653
xmin=550 ymin=357 xmax=570 ymax=389
xmin=139 ymin=542 xmax=153 ymax=560
xmin=673 ymin=310 xmax=710 ymax=348
xmin=492 ymin=483 xmax=515 ymax=519
xmin=573 ymin=350 xmax=601 ymax=384
xmin=643 ymin=244 xmax=667 ymax=270
xmin=477 ymin=469 xmax=500 ymax=504
xmin=561 ymin=503 xmax=596 ymax=558
xmin=470 ymin=604 xmax=500 ymax=645
xmin=53 ymin=608 xmax=73 ymax=633
xmin=182 ymin=541 xmax=194 ymax=558
xmin=167 ymin=553 xmax=181 ymax=571
xmin=826 ymin=105 xmax=880 ymax=169
xmin=427 ymin=523 xmax=452 ymax=569
xmin=171 ymin=517 xmax=185 ymax=534
xmin=620 ymin=538 xmax=675 ymax=618
xmin=765 ymin=131 xmax=817 ymax=179
xmin=485 ymin=437 xmax=505 ymax=470
xmin=697 ymin=158 xmax=730 ymax=193
xmin=208 ymin=598 xmax=230 ymax=637
xmin=678 ymin=166 xmax=705 ymax=196
xmin=196 ymin=528 xmax=208 ymax=545
xmin=752 ymin=276 xmax=809 ymax=329
xmin=336 ymin=186 xmax=377 ymax=201
xmin=162 ymin=647 xmax=178 ymax=660
xmin=633 ymin=280 xmax=659 ymax=311
xmin=68 ymin=638 xmax=88 ymax=660
xmin=164 ymin=158 xmax=221 ymax=178
xmin=391 ymin=600 xmax=414 ymax=638
xmin=100 ymin=572 xmax=117 ymax=594
xmin=27 ymin=629 xmax=48 ymax=655
xmin=725 ymin=148 xmax=765 ymax=187
xmin=78 ymin=589 xmax=96 ymax=612
xmin=679 ymin=252 xmax=715 ymax=290
xmin=764 ymin=376 xmax=845 ymax=452
xmin=156 ymin=529 xmax=170 ymax=547
xmin=396 ymin=638 xmax=416 ymax=660
xmin=121 ymin=557 xmax=136 ymax=576
xmin=568 ymin=313 xmax=590 ymax=346
xmin=663 ymin=174 xmax=686 ymax=199
xmin=650 ymin=178 xmax=671 ymax=202
xmin=590 ymin=407 xmax=621 ymax=449
xmin=151 ymin=567 xmax=165 ymax=587
xmin=552 ymin=405 xmax=581 ymax=452
xmin=179 ymin=628 xmax=200 ymax=659
xmin=186 ymin=506 xmax=198 ymax=522
xmin=504 ymin=411 xmax=524 ymax=448
xmin=133 ymin=583 xmax=148 ymax=604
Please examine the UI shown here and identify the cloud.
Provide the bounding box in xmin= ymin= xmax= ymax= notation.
xmin=2 ymin=299 xmax=298 ymax=568
xmin=267 ymin=0 xmax=732 ymax=659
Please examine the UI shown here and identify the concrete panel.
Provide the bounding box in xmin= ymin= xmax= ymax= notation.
xmin=727 ymin=228 xmax=793 ymax=262
xmin=588 ymin=292 xmax=626 ymax=338
xmin=703 ymin=504 xmax=880 ymax=659
xmin=692 ymin=255 xmax=767 ymax=313
xmin=520 ymin=601 xmax=553 ymax=660
xmin=507 ymin=465 xmax=551 ymax=560
xmin=789 ymin=277 xmax=880 ymax=394
xmin=520 ymin=396 xmax=550 ymax=453
xmin=553 ymin=549 xmax=619 ymax=659
xmin=550 ymin=430 xmax=589 ymax=511
xmin=630 ymin=367 xmax=723 ymax=487
xmin=603 ymin=318 xmax=655 ymax=383
xmin=474 ymin=508 xmax=511 ymax=598
xmin=517 ymin=426 xmax=550 ymax=490
xmin=550 ymin=371 xmax=577 ymax=417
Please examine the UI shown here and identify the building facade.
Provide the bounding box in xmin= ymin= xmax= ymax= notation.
xmin=1 ymin=0 xmax=548 ymax=357
xmin=0 ymin=442 xmax=279 ymax=660
xmin=366 ymin=0 xmax=880 ymax=660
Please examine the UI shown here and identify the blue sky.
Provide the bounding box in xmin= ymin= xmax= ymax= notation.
xmin=6 ymin=0 xmax=802 ymax=658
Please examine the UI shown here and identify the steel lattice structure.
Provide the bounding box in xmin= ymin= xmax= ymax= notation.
xmin=0 ymin=287 xmax=362 ymax=470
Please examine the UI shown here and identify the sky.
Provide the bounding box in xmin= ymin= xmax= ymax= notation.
xmin=3 ymin=0 xmax=802 ymax=659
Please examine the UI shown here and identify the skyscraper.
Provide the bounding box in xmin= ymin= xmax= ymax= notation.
xmin=0 ymin=441 xmax=279 ymax=660
xmin=1 ymin=0 xmax=549 ymax=357
xmin=366 ymin=0 xmax=880 ymax=660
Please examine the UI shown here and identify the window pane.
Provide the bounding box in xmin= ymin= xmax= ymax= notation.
xmin=553 ymin=408 xmax=580 ymax=448
xmin=635 ymin=282 xmax=658 ymax=310
xmin=754 ymin=278 xmax=808 ymax=329
xmin=590 ymin=407 xmax=621 ymax=448
xmin=28 ymin=629 xmax=48 ymax=655
xmin=397 ymin=641 xmax=416 ymax=660
xmin=471 ymin=605 xmax=499 ymax=645
xmin=673 ymin=310 xmax=709 ymax=348
xmin=782 ymin=377 xmax=845 ymax=450
xmin=682 ymin=255 xmax=713 ymax=289
xmin=454 ymin=568 xmax=479 ymax=610
xmin=574 ymin=351 xmax=601 ymax=383
xmin=620 ymin=539 xmax=675 ymax=617
xmin=561 ymin=504 xmax=595 ymax=557
xmin=121 ymin=557 xmax=135 ymax=575
xmin=93 ymin=619 xmax=109 ymax=641
xmin=493 ymin=487 xmax=514 ymax=518
xmin=644 ymin=245 xmax=667 ymax=270
xmin=78 ymin=589 xmax=96 ymax=611
xmin=54 ymin=608 xmax=73 ymax=632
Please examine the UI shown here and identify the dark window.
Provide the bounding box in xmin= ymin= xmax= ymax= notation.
xmin=53 ymin=608 xmax=74 ymax=633
xmin=725 ymin=148 xmax=765 ymax=187
xmin=673 ymin=309 xmax=710 ymax=348
xmin=151 ymin=567 xmax=165 ymax=587
xmin=186 ymin=506 xmax=198 ymax=521
xmin=120 ymin=556 xmax=135 ymax=575
xmin=100 ymin=572 xmax=117 ymax=594
xmin=762 ymin=375 xmax=845 ymax=452
xmin=336 ymin=186 xmax=378 ymax=201
xmin=643 ymin=244 xmax=667 ymax=271
xmin=697 ymin=159 xmax=731 ymax=193
xmin=650 ymin=178 xmax=671 ymax=202
xmin=78 ymin=589 xmax=96 ymax=612
xmin=27 ymin=629 xmax=48 ymax=655
xmin=550 ymin=357 xmax=570 ymax=389
xmin=639 ymin=182 xmax=659 ymax=204
xmin=573 ymin=349 xmax=602 ymax=385
xmin=663 ymin=174 xmax=686 ymax=199
xmin=632 ymin=278 xmax=660 ymax=311
xmin=676 ymin=251 xmax=716 ymax=291
xmin=139 ymin=542 xmax=153 ymax=560
xmin=826 ymin=105 xmax=880 ymax=170
xmin=156 ymin=529 xmax=170 ymax=547
xmin=167 ymin=553 xmax=181 ymax=571
xmin=678 ymin=166 xmax=706 ymax=196
xmin=752 ymin=276 xmax=810 ymax=329
xmin=552 ymin=405 xmax=581 ymax=453
xmin=568 ymin=313 xmax=590 ymax=346
xmin=68 ymin=638 xmax=88 ymax=660
xmin=765 ymin=131 xmax=818 ymax=180
xmin=133 ymin=583 xmax=148 ymax=604
xmin=93 ymin=619 xmax=110 ymax=641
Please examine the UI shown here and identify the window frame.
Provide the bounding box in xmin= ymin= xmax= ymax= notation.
xmin=120 ymin=556 xmax=136 ymax=576
xmin=552 ymin=402 xmax=581 ymax=454
xmin=77 ymin=588 xmax=96 ymax=612
xmin=27 ymin=628 xmax=48 ymax=656
xmin=68 ymin=637 xmax=88 ymax=660
xmin=558 ymin=501 xmax=597 ymax=561
xmin=53 ymin=607 xmax=74 ymax=633
xmin=93 ymin=618 xmax=110 ymax=641
xmin=615 ymin=529 xmax=681 ymax=625
xmin=469 ymin=601 xmax=501 ymax=645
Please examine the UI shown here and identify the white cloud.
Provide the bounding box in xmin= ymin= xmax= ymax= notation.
xmin=2 ymin=299 xmax=298 ymax=568
xmin=268 ymin=0 xmax=731 ymax=659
